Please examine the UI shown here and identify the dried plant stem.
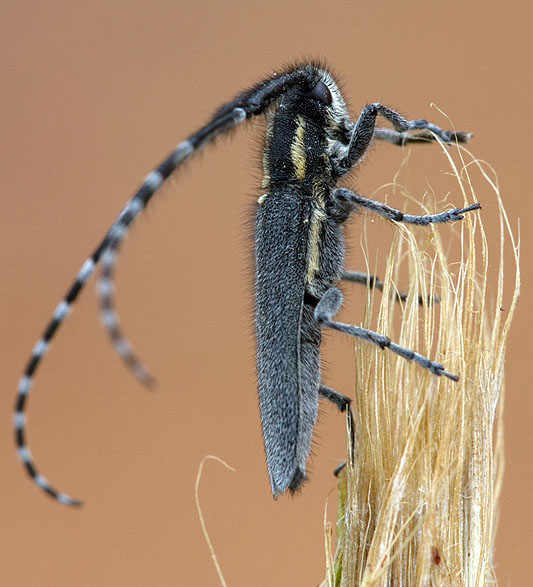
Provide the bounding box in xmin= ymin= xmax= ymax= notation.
xmin=323 ymin=144 xmax=520 ymax=586
xmin=195 ymin=455 xmax=235 ymax=587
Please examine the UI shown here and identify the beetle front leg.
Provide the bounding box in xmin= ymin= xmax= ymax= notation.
xmin=374 ymin=127 xmax=471 ymax=146
xmin=336 ymin=103 xmax=472 ymax=175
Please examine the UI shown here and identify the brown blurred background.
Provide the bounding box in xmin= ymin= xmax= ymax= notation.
xmin=1 ymin=1 xmax=530 ymax=585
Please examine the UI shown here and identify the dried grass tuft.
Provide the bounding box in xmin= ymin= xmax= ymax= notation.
xmin=323 ymin=142 xmax=520 ymax=586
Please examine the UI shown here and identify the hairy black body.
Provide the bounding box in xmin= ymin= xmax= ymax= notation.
xmin=14 ymin=62 xmax=479 ymax=505
xmin=255 ymin=85 xmax=346 ymax=496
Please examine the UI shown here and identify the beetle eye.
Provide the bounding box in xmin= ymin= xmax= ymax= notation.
xmin=305 ymin=81 xmax=332 ymax=106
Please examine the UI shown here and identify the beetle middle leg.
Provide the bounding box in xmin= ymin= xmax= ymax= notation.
xmin=341 ymin=270 xmax=438 ymax=305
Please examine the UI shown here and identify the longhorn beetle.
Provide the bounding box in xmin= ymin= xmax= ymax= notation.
xmin=14 ymin=62 xmax=479 ymax=505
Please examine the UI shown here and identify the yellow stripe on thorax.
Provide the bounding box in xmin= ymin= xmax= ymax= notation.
xmin=290 ymin=115 xmax=307 ymax=181
xmin=306 ymin=183 xmax=326 ymax=283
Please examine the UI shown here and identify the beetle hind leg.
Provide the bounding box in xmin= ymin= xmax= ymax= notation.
xmin=319 ymin=384 xmax=351 ymax=412
xmin=319 ymin=384 xmax=355 ymax=471
xmin=315 ymin=287 xmax=458 ymax=381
